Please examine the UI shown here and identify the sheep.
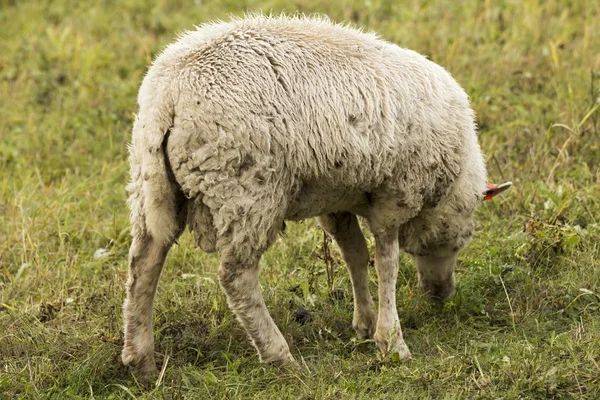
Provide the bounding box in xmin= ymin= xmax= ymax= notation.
xmin=122 ymin=14 xmax=487 ymax=380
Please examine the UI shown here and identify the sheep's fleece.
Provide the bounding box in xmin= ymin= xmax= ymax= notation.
xmin=122 ymin=14 xmax=487 ymax=378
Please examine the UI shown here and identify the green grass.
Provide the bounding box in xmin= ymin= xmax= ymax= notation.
xmin=1 ymin=0 xmax=599 ymax=398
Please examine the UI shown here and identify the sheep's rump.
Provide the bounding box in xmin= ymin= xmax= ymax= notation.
xmin=131 ymin=15 xmax=485 ymax=253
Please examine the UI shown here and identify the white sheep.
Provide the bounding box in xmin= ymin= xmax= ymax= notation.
xmin=122 ymin=14 xmax=487 ymax=379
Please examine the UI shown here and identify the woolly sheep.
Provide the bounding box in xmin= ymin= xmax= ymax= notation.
xmin=122 ymin=14 xmax=487 ymax=379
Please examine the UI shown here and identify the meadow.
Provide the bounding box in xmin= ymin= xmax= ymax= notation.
xmin=1 ymin=0 xmax=599 ymax=398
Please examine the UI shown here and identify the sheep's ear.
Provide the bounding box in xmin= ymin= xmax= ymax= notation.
xmin=484 ymin=181 xmax=512 ymax=201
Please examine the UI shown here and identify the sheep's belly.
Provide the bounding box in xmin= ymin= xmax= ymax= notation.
xmin=285 ymin=183 xmax=370 ymax=221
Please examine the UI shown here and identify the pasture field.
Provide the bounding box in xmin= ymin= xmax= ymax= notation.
xmin=1 ymin=0 xmax=599 ymax=398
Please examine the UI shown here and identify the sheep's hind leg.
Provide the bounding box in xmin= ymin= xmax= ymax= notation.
xmin=122 ymin=234 xmax=172 ymax=381
xmin=318 ymin=212 xmax=376 ymax=339
xmin=218 ymin=257 xmax=294 ymax=365
xmin=372 ymin=230 xmax=412 ymax=360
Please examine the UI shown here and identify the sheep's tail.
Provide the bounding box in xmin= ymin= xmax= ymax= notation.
xmin=126 ymin=88 xmax=179 ymax=246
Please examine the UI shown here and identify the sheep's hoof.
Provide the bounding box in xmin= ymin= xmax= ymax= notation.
xmin=258 ymin=338 xmax=296 ymax=367
xmin=374 ymin=327 xmax=412 ymax=361
xmin=262 ymin=349 xmax=296 ymax=367
xmin=352 ymin=306 xmax=377 ymax=339
xmin=122 ymin=348 xmax=158 ymax=384
xmin=389 ymin=341 xmax=412 ymax=361
xmin=278 ymin=357 xmax=302 ymax=374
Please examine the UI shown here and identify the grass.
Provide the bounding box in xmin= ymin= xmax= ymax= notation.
xmin=1 ymin=0 xmax=599 ymax=398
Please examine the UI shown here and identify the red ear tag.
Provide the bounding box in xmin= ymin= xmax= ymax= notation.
xmin=484 ymin=183 xmax=498 ymax=200
xmin=484 ymin=181 xmax=512 ymax=201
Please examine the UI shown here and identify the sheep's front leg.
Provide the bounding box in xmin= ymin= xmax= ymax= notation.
xmin=122 ymin=234 xmax=171 ymax=381
xmin=318 ymin=212 xmax=376 ymax=338
xmin=218 ymin=261 xmax=294 ymax=365
xmin=373 ymin=230 xmax=412 ymax=360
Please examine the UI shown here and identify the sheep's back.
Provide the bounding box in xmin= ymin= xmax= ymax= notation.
xmin=161 ymin=16 xmax=480 ymax=215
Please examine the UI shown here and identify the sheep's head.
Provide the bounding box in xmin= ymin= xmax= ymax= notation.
xmin=402 ymin=219 xmax=472 ymax=302
xmin=412 ymin=253 xmax=457 ymax=302
xmin=401 ymin=181 xmax=512 ymax=302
